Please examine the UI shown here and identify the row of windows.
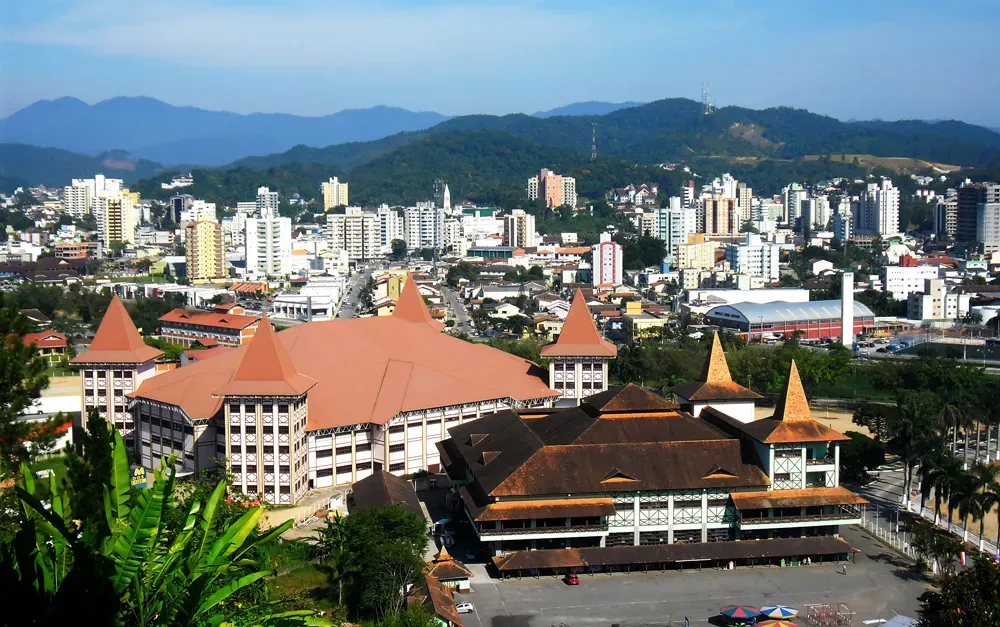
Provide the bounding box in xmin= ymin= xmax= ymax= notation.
xmin=150 ymin=434 xmax=184 ymax=449
xmin=232 ymin=425 xmax=290 ymax=435
xmin=140 ymin=415 xmax=194 ymax=435
xmin=553 ymin=381 xmax=602 ymax=390
xmin=553 ymin=363 xmax=602 ymax=372
xmin=229 ymin=403 xmax=295 ymax=414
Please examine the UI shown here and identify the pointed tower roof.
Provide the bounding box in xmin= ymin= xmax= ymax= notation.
xmin=433 ymin=545 xmax=453 ymax=562
xmin=737 ymin=359 xmax=850 ymax=444
xmin=540 ymin=289 xmax=617 ymax=358
xmin=772 ymin=360 xmax=811 ymax=423
xmin=393 ymin=274 xmax=444 ymax=330
xmin=219 ymin=317 xmax=316 ymax=397
xmin=670 ymin=332 xmax=762 ymax=402
xmin=72 ymin=295 xmax=163 ymax=364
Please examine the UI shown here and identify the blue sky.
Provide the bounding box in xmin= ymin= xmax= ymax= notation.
xmin=1 ymin=0 xmax=998 ymax=125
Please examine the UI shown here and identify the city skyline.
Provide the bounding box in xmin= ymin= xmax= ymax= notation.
xmin=1 ymin=0 xmax=998 ymax=126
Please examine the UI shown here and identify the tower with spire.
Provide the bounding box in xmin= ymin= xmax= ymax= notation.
xmin=71 ymin=295 xmax=163 ymax=450
xmin=671 ymin=332 xmax=762 ymax=423
xmin=220 ymin=316 xmax=316 ymax=504
xmin=540 ymin=289 xmax=617 ymax=406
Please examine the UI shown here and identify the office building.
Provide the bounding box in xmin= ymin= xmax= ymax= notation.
xmin=956 ymin=183 xmax=999 ymax=243
xmin=404 ymin=202 xmax=445 ymax=251
xmin=592 ymin=232 xmax=623 ymax=286
xmin=503 ymin=209 xmax=536 ymax=248
xmin=245 ymin=215 xmax=292 ymax=278
xmin=725 ymin=233 xmax=780 ymax=281
xmin=972 ymin=184 xmax=1000 ymax=252
xmin=321 ymin=177 xmax=349 ymax=210
xmin=327 ymin=207 xmax=379 ymax=261
xmin=857 ymin=180 xmax=900 ymax=236
xmin=882 ymin=265 xmax=940 ymax=300
xmin=185 ymin=219 xmax=225 ymax=282
xmin=527 ymin=169 xmax=577 ymax=208
xmin=907 ymin=279 xmax=972 ymax=321
xmin=256 ymin=186 xmax=280 ymax=219
xmin=737 ymin=183 xmax=753 ymax=222
xmin=701 ymin=196 xmax=739 ymax=236
xmin=654 ymin=197 xmax=697 ymax=258
xmin=935 ymin=197 xmax=958 ymax=239
xmin=782 ymin=183 xmax=806 ymax=224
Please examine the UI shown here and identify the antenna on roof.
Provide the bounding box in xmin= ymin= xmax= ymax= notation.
xmin=702 ymin=82 xmax=713 ymax=115
xmin=591 ymin=122 xmax=597 ymax=161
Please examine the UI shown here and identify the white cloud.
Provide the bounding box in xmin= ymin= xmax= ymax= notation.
xmin=1 ymin=1 xmax=605 ymax=72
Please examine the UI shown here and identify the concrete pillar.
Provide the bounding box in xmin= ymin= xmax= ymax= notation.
xmin=701 ymin=491 xmax=708 ymax=543
xmin=834 ymin=444 xmax=841 ymax=486
xmin=633 ymin=495 xmax=640 ymax=546
xmin=768 ymin=445 xmax=775 ymax=483
xmin=801 ymin=447 xmax=808 ymax=489
xmin=667 ymin=493 xmax=675 ymax=544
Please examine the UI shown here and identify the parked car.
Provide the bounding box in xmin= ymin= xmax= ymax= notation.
xmin=456 ymin=603 xmax=475 ymax=614
xmin=564 ymin=572 xmax=580 ymax=585
xmin=876 ymin=347 xmax=888 ymax=353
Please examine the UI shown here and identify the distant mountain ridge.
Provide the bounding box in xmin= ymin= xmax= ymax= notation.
xmin=532 ymin=101 xmax=645 ymax=117
xmin=0 ymin=97 xmax=450 ymax=166
xmin=0 ymin=143 xmax=162 ymax=190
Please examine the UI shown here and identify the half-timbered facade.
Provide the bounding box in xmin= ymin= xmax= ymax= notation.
xmin=540 ymin=289 xmax=617 ymax=406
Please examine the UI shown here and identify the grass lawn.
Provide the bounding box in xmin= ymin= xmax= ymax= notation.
xmin=267 ymin=564 xmax=336 ymax=612
xmin=812 ymin=369 xmax=896 ymax=402
xmin=43 ymin=366 xmax=75 ymax=377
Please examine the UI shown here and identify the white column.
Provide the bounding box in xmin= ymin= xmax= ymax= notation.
xmin=667 ymin=493 xmax=675 ymax=544
xmin=633 ymin=495 xmax=640 ymax=546
xmin=701 ymin=491 xmax=708 ymax=543
xmin=800 ymin=447 xmax=808 ymax=489
xmin=834 ymin=444 xmax=841 ymax=486
xmin=768 ymin=446 xmax=775 ymax=485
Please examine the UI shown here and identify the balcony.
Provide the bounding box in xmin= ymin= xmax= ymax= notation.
xmin=739 ymin=506 xmax=862 ymax=528
xmin=806 ymin=457 xmax=835 ymax=466
xmin=478 ymin=524 xmax=609 ymax=537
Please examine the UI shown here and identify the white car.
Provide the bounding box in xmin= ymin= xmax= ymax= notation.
xmin=456 ymin=603 xmax=475 ymax=614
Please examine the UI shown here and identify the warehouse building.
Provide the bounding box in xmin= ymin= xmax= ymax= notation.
xmin=703 ymin=300 xmax=875 ymax=341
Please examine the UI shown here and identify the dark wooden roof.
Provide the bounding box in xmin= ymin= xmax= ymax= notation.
xmin=583 ymin=384 xmax=679 ymax=413
xmin=671 ymin=380 xmax=764 ymax=402
xmin=492 ymin=536 xmax=853 ymax=572
xmin=348 ymin=470 xmax=422 ymax=518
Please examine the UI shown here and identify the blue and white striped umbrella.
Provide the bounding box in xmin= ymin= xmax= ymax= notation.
xmin=760 ymin=606 xmax=798 ymax=619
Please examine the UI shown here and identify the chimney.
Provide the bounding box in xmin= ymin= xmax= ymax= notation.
xmin=841 ymin=272 xmax=855 ymax=347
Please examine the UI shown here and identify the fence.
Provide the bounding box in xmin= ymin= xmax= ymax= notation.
xmin=860 ymin=505 xmax=999 ymax=561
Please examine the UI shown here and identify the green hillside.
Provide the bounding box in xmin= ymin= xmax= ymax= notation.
xmin=0 ymin=143 xmax=163 ymax=190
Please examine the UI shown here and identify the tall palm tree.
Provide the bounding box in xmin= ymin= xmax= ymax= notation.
xmin=923 ymin=453 xmax=965 ymax=529
xmin=971 ymin=462 xmax=1000 ymax=553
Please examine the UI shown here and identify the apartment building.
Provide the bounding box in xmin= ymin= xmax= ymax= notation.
xmin=256 ymin=186 xmax=280 ymax=219
xmin=676 ymin=234 xmax=717 ymax=270
xmin=592 ymin=232 xmax=623 ymax=286
xmin=882 ymin=265 xmax=940 ymax=300
xmin=701 ymin=196 xmax=739 ymax=236
xmin=185 ymin=219 xmax=225 ymax=282
xmin=245 ymin=215 xmax=292 ymax=278
xmin=527 ymin=169 xmax=577 ymax=208
xmin=327 ymin=207 xmax=379 ymax=260
xmin=654 ymin=198 xmax=697 ymax=258
xmin=321 ymin=177 xmax=350 ymax=210
xmin=404 ymin=202 xmax=445 ymax=251
xmin=377 ymin=205 xmax=404 ymax=253
xmin=725 ymin=234 xmax=780 ymax=281
xmin=972 ymin=184 xmax=1000 ymax=253
xmin=737 ymin=182 xmax=753 ymax=222
xmin=503 ymin=209 xmax=536 ymax=248
xmin=907 ymin=279 xmax=971 ymax=321
xmin=856 ymin=180 xmax=900 ymax=236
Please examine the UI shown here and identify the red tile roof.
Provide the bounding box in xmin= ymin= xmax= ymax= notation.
xmin=670 ymin=332 xmax=763 ymax=402
xmin=72 ymin=295 xmax=163 ymax=364
xmin=540 ymin=289 xmax=617 ymax=358
xmin=159 ymin=308 xmax=260 ymax=331
xmin=23 ymin=331 xmax=68 ymax=349
xmin=393 ymin=274 xmax=445 ymax=330
xmin=132 ymin=316 xmax=557 ymax=429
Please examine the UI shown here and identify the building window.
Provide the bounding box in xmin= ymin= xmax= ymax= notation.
xmin=278 ymin=404 xmax=289 ymax=414
xmin=246 ymin=445 xmax=257 ymax=455
xmin=279 ymin=426 xmax=289 ymax=435
xmin=388 ymin=425 xmax=404 ymax=434
xmin=774 ymin=473 xmax=791 ymax=482
xmin=389 ymin=462 xmax=405 ymax=472
xmin=316 ymin=449 xmax=332 ymax=458
xmin=335 ymin=445 xmax=352 ymax=455
xmin=357 ymin=462 xmax=372 ymax=471
xmin=316 ymin=468 xmax=333 ymax=478
xmin=280 ymin=486 xmax=290 ymax=494
xmin=336 ymin=464 xmax=352 ymax=474
xmin=426 ymin=419 xmax=441 ymax=426
xmin=389 ymin=444 xmax=405 ymax=453
xmin=280 ymin=446 xmax=289 ymax=454
xmin=279 ymin=465 xmax=290 ymax=474
xmin=216 ymin=444 xmax=226 ymax=455
xmin=355 ymin=443 xmax=372 ymax=453
xmin=229 ymin=404 xmax=240 ymax=413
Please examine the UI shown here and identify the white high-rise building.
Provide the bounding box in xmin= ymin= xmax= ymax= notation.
xmin=222 ymin=210 xmax=250 ymax=247
xmin=975 ymin=192 xmax=1000 ymax=254
xmin=833 ymin=199 xmax=853 ymax=242
xmin=713 ymin=173 xmax=738 ymax=199
xmin=256 ymin=186 xmax=280 ymax=219
xmin=93 ymin=193 xmax=138 ymax=247
xmin=245 ymin=216 xmax=292 ymax=278
xmin=63 ymin=183 xmax=92 ymax=218
xmin=654 ymin=197 xmax=697 ymax=260
xmin=799 ymin=196 xmax=831 ymax=232
xmin=443 ymin=218 xmax=464 ymax=255
xmin=725 ymin=233 xmax=780 ymax=281
xmin=404 ymin=202 xmax=445 ymax=251
xmin=783 ymin=183 xmax=806 ymax=224
xmin=377 ymin=205 xmax=404 ymax=253
xmin=503 ymin=209 xmax=536 ymax=248
xmin=858 ymin=179 xmax=900 ymax=236
xmin=180 ymin=200 xmax=217 ymax=224
xmin=326 ymin=207 xmax=379 ymax=261
xmin=737 ymin=182 xmax=753 ymax=222
xmin=592 ymin=232 xmax=623 ymax=286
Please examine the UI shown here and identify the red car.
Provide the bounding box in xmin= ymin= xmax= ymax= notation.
xmin=564 ymin=572 xmax=579 ymax=585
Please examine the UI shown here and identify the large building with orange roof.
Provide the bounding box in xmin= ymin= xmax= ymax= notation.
xmin=75 ymin=278 xmax=560 ymax=503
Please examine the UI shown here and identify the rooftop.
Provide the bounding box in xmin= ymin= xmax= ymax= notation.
xmin=158 ymin=308 xmax=260 ymax=331
xmin=72 ymin=295 xmax=163 ymax=364
xmin=705 ymin=300 xmax=875 ymax=324
xmin=671 ymin=332 xmax=763 ymax=402
xmin=540 ymin=289 xmax=617 ymax=358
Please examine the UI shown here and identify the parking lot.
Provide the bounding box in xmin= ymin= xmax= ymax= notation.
xmin=455 ymin=527 xmax=930 ymax=627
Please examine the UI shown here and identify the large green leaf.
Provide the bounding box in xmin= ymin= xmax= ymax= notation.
xmin=189 ymin=480 xmax=226 ymax=572
xmin=193 ymin=570 xmax=271 ymax=620
xmin=109 ymin=430 xmax=132 ymax=525
xmin=108 ymin=463 xmax=171 ymax=594
xmin=202 ymin=508 xmax=263 ymax=570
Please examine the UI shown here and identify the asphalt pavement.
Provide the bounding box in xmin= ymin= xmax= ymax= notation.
xmin=337 ymin=265 xmax=373 ymax=319
xmin=442 ymin=285 xmax=474 ymax=334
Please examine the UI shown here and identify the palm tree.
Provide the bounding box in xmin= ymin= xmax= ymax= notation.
xmin=971 ymin=462 xmax=1000 ymax=553
xmin=922 ymin=453 xmax=965 ymax=529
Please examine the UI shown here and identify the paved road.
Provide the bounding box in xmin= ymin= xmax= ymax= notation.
xmin=337 ymin=265 xmax=373 ymax=319
xmin=442 ymin=285 xmax=474 ymax=334
xmin=457 ymin=527 xmax=928 ymax=627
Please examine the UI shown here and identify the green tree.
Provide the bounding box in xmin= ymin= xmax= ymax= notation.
xmin=0 ymin=305 xmax=66 ymax=476
xmin=62 ymin=410 xmax=114 ymax=533
xmin=390 ymin=239 xmax=408 ymax=261
xmin=852 ymin=404 xmax=893 ymax=442
xmin=918 ymin=556 xmax=1000 ymax=625
xmin=4 ymin=431 xmax=307 ymax=626
xmin=315 ymin=514 xmax=351 ymax=607
xmin=838 ymin=431 xmax=885 ymax=481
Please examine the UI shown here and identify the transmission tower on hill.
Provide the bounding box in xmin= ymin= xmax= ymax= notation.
xmin=702 ymin=82 xmax=714 ymax=115
xmin=591 ymin=122 xmax=597 ymax=161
